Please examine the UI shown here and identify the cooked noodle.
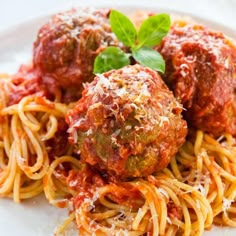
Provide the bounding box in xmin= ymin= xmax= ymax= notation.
xmin=1 ymin=74 xmax=236 ymax=235
xmin=0 ymin=9 xmax=236 ymax=236
xmin=169 ymin=130 xmax=236 ymax=227
xmin=52 ymin=131 xmax=236 ymax=236
xmin=0 ymin=76 xmax=71 ymax=203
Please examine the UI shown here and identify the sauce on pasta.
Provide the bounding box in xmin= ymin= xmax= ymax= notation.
xmin=0 ymin=7 xmax=235 ymax=236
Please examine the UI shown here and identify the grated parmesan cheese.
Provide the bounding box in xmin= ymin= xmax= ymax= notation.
xmin=158 ymin=187 xmax=169 ymax=198
xmin=222 ymin=197 xmax=234 ymax=213
xmin=194 ymin=184 xmax=206 ymax=196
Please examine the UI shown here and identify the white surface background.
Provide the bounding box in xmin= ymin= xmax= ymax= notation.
xmin=0 ymin=0 xmax=235 ymax=32
xmin=0 ymin=0 xmax=235 ymax=235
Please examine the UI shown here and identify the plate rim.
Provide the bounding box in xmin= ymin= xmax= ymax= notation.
xmin=0 ymin=3 xmax=235 ymax=236
xmin=0 ymin=2 xmax=235 ymax=38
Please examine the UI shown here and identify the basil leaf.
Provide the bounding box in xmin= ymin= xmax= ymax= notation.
xmin=93 ymin=46 xmax=130 ymax=74
xmin=110 ymin=10 xmax=137 ymax=47
xmin=132 ymin=47 xmax=165 ymax=73
xmin=137 ymin=13 xmax=171 ymax=47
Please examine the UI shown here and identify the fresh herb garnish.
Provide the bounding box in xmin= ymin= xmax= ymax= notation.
xmin=93 ymin=10 xmax=170 ymax=74
xmin=93 ymin=47 xmax=130 ymax=74
xmin=137 ymin=13 xmax=170 ymax=48
xmin=109 ymin=10 xmax=137 ymax=47
xmin=132 ymin=46 xmax=165 ymax=72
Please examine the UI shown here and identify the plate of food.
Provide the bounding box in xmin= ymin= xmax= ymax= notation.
xmin=0 ymin=1 xmax=236 ymax=236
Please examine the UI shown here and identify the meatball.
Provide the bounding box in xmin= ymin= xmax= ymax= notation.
xmin=66 ymin=64 xmax=187 ymax=180
xmin=33 ymin=8 xmax=121 ymax=92
xmin=159 ymin=22 xmax=236 ymax=137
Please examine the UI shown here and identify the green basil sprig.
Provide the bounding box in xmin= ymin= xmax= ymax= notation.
xmin=132 ymin=46 xmax=165 ymax=72
xmin=110 ymin=10 xmax=137 ymax=47
xmin=93 ymin=47 xmax=130 ymax=74
xmin=93 ymin=10 xmax=170 ymax=74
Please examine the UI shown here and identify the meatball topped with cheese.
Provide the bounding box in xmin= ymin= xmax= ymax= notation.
xmin=159 ymin=22 xmax=236 ymax=137
xmin=66 ymin=64 xmax=187 ymax=180
xmin=33 ymin=8 xmax=121 ymax=95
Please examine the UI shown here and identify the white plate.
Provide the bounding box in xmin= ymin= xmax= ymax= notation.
xmin=0 ymin=3 xmax=236 ymax=236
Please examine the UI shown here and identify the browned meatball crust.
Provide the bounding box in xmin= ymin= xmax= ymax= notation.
xmin=33 ymin=8 xmax=121 ymax=93
xmin=159 ymin=23 xmax=236 ymax=137
xmin=66 ymin=64 xmax=187 ymax=180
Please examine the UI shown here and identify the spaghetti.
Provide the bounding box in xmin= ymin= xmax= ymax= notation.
xmin=51 ymin=130 xmax=235 ymax=236
xmin=70 ymin=177 xmax=213 ymax=236
xmin=0 ymin=76 xmax=71 ymax=203
xmin=0 ymin=7 xmax=236 ymax=236
xmin=169 ymin=130 xmax=236 ymax=227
